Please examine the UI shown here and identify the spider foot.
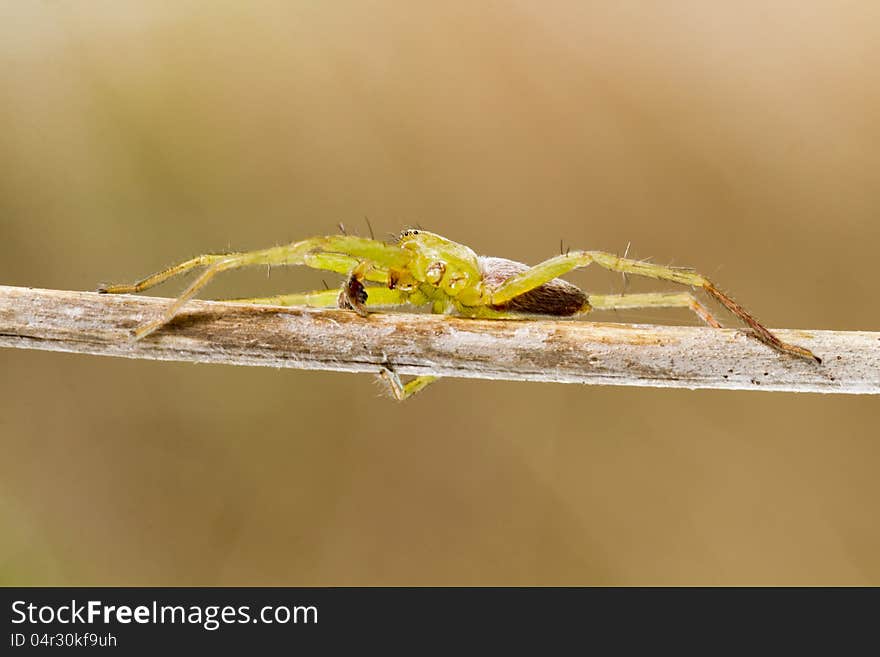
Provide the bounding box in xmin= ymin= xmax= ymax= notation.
xmin=377 ymin=364 xmax=438 ymax=401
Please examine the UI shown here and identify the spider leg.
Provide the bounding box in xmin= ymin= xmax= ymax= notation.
xmin=225 ymin=286 xmax=434 ymax=400
xmin=97 ymin=253 xmax=234 ymax=294
xmin=100 ymin=236 xmax=412 ymax=340
xmin=129 ymin=255 xmax=250 ymax=339
xmin=379 ymin=368 xmax=438 ymax=401
xmin=230 ymin=287 xmax=434 ymax=400
xmin=489 ymin=251 xmax=819 ymax=362
xmin=100 ymin=236 xmax=408 ymax=294
xmin=224 ymin=287 xmax=417 ymax=308
xmin=587 ymin=292 xmax=721 ymax=328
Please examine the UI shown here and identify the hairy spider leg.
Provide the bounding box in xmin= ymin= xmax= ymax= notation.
xmin=98 ymin=253 xmax=232 ymax=294
xmin=225 ymin=287 xmax=422 ymax=308
xmin=587 ymin=292 xmax=722 ymax=328
xmin=100 ymin=238 xmax=405 ymax=295
xmin=224 ymin=286 xmax=432 ymax=400
xmin=379 ymin=368 xmax=438 ymax=401
xmin=489 ymin=251 xmax=819 ymax=362
xmin=99 ymin=236 xmax=412 ymax=340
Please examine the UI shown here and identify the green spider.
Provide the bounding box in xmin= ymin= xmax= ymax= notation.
xmin=99 ymin=229 xmax=819 ymax=399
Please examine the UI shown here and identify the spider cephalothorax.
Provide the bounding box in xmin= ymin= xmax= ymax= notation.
xmin=387 ymin=230 xmax=589 ymax=316
xmin=99 ymin=228 xmax=819 ymax=399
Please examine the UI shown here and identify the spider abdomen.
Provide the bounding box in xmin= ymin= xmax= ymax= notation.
xmin=479 ymin=256 xmax=589 ymax=316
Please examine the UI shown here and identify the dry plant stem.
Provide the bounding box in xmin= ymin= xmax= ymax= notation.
xmin=1 ymin=285 xmax=878 ymax=394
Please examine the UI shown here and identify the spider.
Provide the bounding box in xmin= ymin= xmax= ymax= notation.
xmin=99 ymin=229 xmax=820 ymax=399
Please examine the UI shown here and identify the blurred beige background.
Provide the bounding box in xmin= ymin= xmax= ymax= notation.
xmin=1 ymin=1 xmax=878 ymax=585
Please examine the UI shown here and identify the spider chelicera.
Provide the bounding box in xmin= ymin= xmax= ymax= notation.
xmin=99 ymin=228 xmax=819 ymax=399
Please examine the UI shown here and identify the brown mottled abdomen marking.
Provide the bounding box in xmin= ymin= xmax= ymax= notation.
xmin=479 ymin=256 xmax=589 ymax=316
